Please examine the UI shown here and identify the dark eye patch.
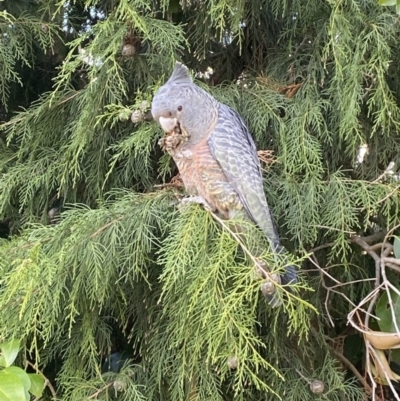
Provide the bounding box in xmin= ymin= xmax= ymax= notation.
xmin=177 ymin=105 xmax=183 ymax=111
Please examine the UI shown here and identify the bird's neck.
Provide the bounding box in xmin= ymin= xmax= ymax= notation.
xmin=183 ymin=104 xmax=219 ymax=146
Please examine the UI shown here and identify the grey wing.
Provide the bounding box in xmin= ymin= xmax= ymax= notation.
xmin=208 ymin=103 xmax=280 ymax=248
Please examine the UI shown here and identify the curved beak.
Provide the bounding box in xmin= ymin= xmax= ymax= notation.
xmin=159 ymin=116 xmax=178 ymax=133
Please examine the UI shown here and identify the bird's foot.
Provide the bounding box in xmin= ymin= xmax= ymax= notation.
xmin=179 ymin=196 xmax=215 ymax=212
xmin=158 ymin=133 xmax=183 ymax=153
xmin=158 ymin=122 xmax=190 ymax=154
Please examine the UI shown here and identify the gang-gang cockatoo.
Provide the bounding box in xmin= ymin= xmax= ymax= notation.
xmin=151 ymin=62 xmax=297 ymax=300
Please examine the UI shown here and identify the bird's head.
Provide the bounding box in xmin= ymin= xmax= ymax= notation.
xmin=151 ymin=62 xmax=218 ymax=143
xmin=151 ymin=62 xmax=191 ymax=134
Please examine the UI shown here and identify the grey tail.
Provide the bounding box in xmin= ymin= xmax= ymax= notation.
xmin=263 ymin=245 xmax=297 ymax=307
xmin=274 ymin=244 xmax=298 ymax=286
xmin=281 ymin=264 xmax=298 ymax=286
xmin=166 ymin=62 xmax=192 ymax=85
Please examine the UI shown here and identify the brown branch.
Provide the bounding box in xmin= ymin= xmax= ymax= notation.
xmin=309 ymin=254 xmax=340 ymax=284
xmin=352 ymin=237 xmax=381 ymax=263
xmin=350 ymin=234 xmax=399 ymax=273
xmin=360 ymin=231 xmax=388 ymax=244
xmin=312 ymin=227 xmax=400 ymax=400
xmin=330 ymin=347 xmax=372 ymax=400
xmin=383 ymin=256 xmax=400 ymax=266
xmin=367 ymin=242 xmax=392 ymax=252
xmin=347 ymin=230 xmax=400 ymax=401
xmin=26 ymin=360 xmax=57 ymax=400
xmin=308 ymin=231 xmax=388 ymax=254
xmin=88 ymin=371 xmax=136 ymax=399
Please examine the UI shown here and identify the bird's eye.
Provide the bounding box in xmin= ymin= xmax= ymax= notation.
xmin=177 ymin=105 xmax=183 ymax=111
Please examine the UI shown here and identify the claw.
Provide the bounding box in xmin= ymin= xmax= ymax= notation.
xmin=179 ymin=196 xmax=215 ymax=212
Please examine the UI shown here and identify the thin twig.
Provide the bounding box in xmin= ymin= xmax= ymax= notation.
xmin=346 ymin=232 xmax=400 ymax=401
xmin=372 ymin=162 xmax=396 ymax=184
xmin=308 ymin=231 xmax=388 ymax=254
xmin=208 ymin=210 xmax=311 ymax=306
xmin=311 ymin=253 xmax=336 ymax=326
xmin=308 ymin=242 xmax=335 ymax=253
xmin=366 ymin=260 xmax=381 ymax=329
xmin=87 ymin=382 xmax=114 ymax=399
xmin=309 ymin=255 xmax=340 ymax=284
xmin=369 ymin=344 xmax=400 ymax=401
xmin=314 ymin=225 xmax=356 ymax=234
xmin=381 ymin=263 xmax=400 ymax=334
xmin=208 ymin=210 xmax=275 ymax=281
xmin=347 ymin=286 xmax=383 ymax=330
xmin=376 ymin=184 xmax=400 ymax=206
xmin=90 ymin=217 xmax=124 ymax=238
xmin=310 ymin=255 xmax=375 ymax=325
xmin=330 ymin=278 xmax=376 ymax=289
xmin=295 ymin=368 xmax=311 ymax=384
xmin=26 ymin=360 xmax=57 ymax=400
xmin=366 ymin=352 xmax=378 ymax=401
xmin=330 ymin=347 xmax=372 ymax=399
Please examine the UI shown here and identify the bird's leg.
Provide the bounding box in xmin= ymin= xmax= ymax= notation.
xmin=179 ymin=196 xmax=215 ymax=212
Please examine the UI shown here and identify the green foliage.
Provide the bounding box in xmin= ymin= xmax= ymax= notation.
xmin=0 ymin=339 xmax=20 ymax=367
xmin=394 ymin=237 xmax=400 ymax=259
xmin=0 ymin=0 xmax=399 ymax=400
xmin=376 ymin=290 xmax=400 ymax=333
xmin=0 ymin=339 xmax=45 ymax=401
xmin=378 ymin=0 xmax=400 ymax=14
xmin=0 ymin=11 xmax=58 ymax=109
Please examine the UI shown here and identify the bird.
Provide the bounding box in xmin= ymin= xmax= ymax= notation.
xmin=151 ymin=62 xmax=297 ymax=300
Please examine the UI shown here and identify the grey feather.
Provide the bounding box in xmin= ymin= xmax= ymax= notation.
xmin=208 ymin=104 xmax=297 ymax=285
xmin=208 ymin=104 xmax=280 ymax=247
xmin=166 ymin=62 xmax=192 ymax=85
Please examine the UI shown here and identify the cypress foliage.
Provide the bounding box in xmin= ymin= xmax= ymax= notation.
xmin=0 ymin=0 xmax=399 ymax=400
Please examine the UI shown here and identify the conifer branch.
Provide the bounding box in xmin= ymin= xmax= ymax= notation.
xmin=89 ymin=217 xmax=124 ymax=238
xmin=208 ymin=210 xmax=280 ymax=286
xmin=87 ymin=382 xmax=114 ymax=399
xmin=0 ymin=1 xmax=399 ymax=400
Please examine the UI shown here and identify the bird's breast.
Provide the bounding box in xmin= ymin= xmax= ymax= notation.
xmin=171 ymin=138 xmax=242 ymax=217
